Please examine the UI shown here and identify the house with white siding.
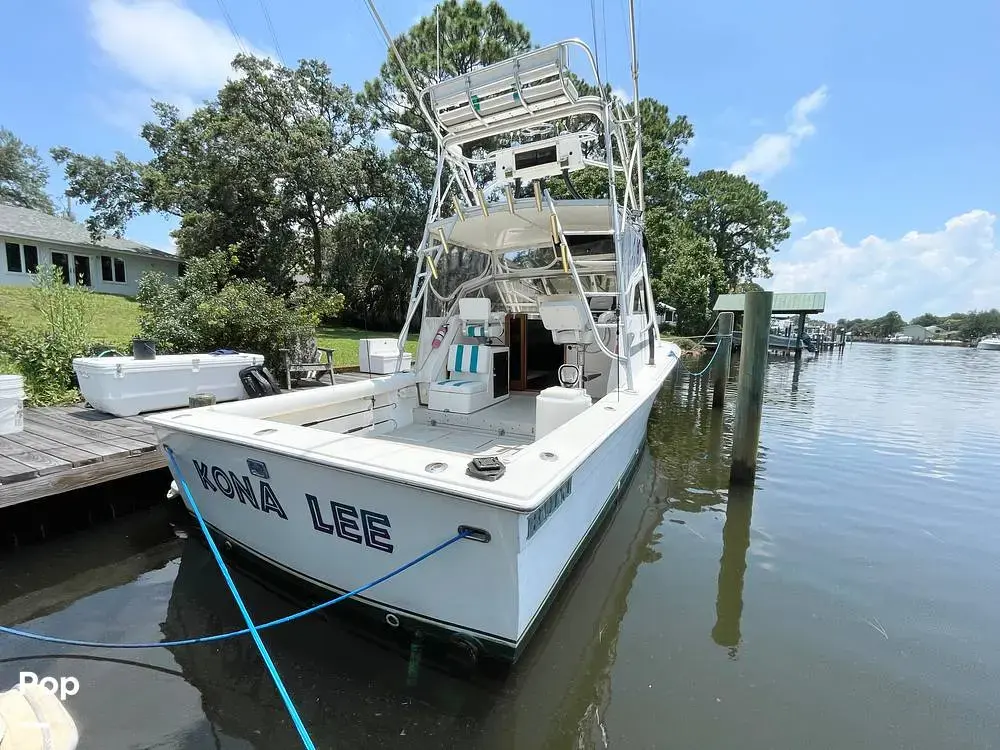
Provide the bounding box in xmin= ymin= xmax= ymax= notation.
xmin=1 ymin=204 xmax=181 ymax=297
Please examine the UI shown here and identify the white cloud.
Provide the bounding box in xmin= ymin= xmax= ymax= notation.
xmin=612 ymin=87 xmax=632 ymax=102
xmin=788 ymin=212 xmax=807 ymax=225
xmin=765 ymin=210 xmax=999 ymax=320
xmin=89 ymin=0 xmax=268 ymax=124
xmin=730 ymin=85 xmax=828 ymax=179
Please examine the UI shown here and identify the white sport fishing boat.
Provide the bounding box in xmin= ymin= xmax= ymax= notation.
xmin=977 ymin=334 xmax=1000 ymax=351
xmin=148 ymin=6 xmax=678 ymax=662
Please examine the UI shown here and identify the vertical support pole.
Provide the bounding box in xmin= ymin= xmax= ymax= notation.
xmin=730 ymin=291 xmax=773 ymax=485
xmin=712 ymin=312 xmax=734 ymax=409
xmin=795 ymin=312 xmax=806 ymax=359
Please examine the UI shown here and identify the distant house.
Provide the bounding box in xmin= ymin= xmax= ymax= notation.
xmin=1 ymin=205 xmax=181 ymax=297
xmin=899 ymin=324 xmax=930 ymax=342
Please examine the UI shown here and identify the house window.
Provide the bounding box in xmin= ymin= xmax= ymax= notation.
xmin=101 ymin=255 xmax=126 ymax=283
xmin=5 ymin=242 xmax=21 ymax=273
xmin=4 ymin=242 xmax=39 ymax=274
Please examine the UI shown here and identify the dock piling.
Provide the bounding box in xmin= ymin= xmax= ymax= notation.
xmin=712 ymin=312 xmax=734 ymax=409
xmin=730 ymin=291 xmax=773 ymax=485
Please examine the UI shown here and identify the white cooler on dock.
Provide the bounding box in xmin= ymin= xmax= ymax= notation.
xmin=0 ymin=374 xmax=25 ymax=436
xmin=72 ymin=353 xmax=264 ymax=417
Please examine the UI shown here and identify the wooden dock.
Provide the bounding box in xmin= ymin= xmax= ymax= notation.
xmin=0 ymin=405 xmax=165 ymax=510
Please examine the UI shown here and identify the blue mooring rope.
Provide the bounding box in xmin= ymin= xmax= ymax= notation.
xmin=163 ymin=445 xmax=316 ymax=749
xmin=0 ymin=447 xmax=470 ymax=750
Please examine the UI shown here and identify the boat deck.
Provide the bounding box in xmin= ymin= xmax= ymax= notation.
xmin=373 ymin=393 xmax=537 ymax=457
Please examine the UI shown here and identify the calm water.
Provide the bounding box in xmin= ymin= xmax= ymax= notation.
xmin=2 ymin=342 xmax=999 ymax=749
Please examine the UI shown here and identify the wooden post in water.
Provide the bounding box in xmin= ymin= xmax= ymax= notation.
xmin=795 ymin=312 xmax=806 ymax=359
xmin=712 ymin=312 xmax=734 ymax=409
xmin=730 ymin=291 xmax=773 ymax=485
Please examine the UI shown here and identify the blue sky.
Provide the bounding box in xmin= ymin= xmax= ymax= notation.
xmin=2 ymin=0 xmax=997 ymax=320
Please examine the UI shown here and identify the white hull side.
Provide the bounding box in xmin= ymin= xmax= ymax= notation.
xmin=159 ymin=430 xmax=523 ymax=647
xmin=977 ymin=339 xmax=1000 ymax=350
xmin=155 ymin=344 xmax=677 ymax=657
xmin=515 ymin=388 xmax=655 ymax=639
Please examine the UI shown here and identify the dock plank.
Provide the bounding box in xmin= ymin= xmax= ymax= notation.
xmin=0 ymin=454 xmax=38 ymax=484
xmin=0 ymin=436 xmax=71 ymax=475
xmin=19 ymin=416 xmax=135 ymax=457
xmin=24 ymin=412 xmax=156 ymax=453
xmin=33 ymin=407 xmax=157 ymax=438
xmin=0 ymin=430 xmax=107 ymax=466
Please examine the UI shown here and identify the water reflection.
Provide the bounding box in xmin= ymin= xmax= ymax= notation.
xmin=711 ymin=486 xmax=753 ymax=658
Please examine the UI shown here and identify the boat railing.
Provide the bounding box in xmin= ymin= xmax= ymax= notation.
xmin=421 ymin=39 xmax=606 ymax=147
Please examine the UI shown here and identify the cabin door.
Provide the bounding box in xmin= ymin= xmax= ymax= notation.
xmin=505 ymin=313 xmax=563 ymax=391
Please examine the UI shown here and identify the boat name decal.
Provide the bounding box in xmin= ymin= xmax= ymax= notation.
xmin=306 ymin=494 xmax=394 ymax=553
xmin=192 ymin=460 xmax=288 ymax=520
xmin=527 ymin=477 xmax=572 ymax=539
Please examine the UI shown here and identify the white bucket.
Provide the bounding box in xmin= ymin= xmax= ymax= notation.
xmin=0 ymin=374 xmax=25 ymax=436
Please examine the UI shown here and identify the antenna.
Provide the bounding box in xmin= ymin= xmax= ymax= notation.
xmin=361 ymin=0 xmax=441 ymax=142
xmin=628 ymin=0 xmax=644 ymax=212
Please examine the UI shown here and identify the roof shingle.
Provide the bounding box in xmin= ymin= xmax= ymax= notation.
xmin=0 ymin=204 xmax=176 ymax=260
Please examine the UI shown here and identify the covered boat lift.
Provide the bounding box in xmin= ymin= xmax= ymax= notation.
xmin=713 ymin=292 xmax=827 ymax=357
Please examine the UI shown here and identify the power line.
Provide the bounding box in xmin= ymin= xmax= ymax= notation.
xmin=257 ymin=0 xmax=286 ymax=65
xmin=215 ymin=0 xmax=249 ymax=57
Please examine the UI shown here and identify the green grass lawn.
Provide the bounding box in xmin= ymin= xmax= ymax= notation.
xmin=0 ymin=284 xmax=140 ymax=344
xmin=316 ymin=325 xmax=419 ymax=369
xmin=1 ymin=285 xmax=415 ymax=368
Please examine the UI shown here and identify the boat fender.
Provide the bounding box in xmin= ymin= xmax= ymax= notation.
xmin=448 ymin=634 xmax=482 ymax=671
xmin=466 ymin=456 xmax=505 ymax=481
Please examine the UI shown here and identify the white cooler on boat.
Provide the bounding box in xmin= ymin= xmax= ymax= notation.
xmin=535 ymin=386 xmax=592 ymax=439
xmin=0 ymin=375 xmax=25 ymax=436
xmin=359 ymin=338 xmax=412 ymax=374
xmin=72 ymin=353 xmax=264 ymax=417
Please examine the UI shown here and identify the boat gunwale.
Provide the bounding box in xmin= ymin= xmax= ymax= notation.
xmin=145 ymin=347 xmax=678 ymax=513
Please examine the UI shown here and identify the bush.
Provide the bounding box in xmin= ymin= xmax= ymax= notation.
xmin=0 ymin=265 xmax=94 ymax=405
xmin=135 ymin=251 xmax=323 ymax=372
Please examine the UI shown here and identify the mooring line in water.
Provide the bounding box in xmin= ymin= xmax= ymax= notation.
xmin=163 ymin=445 xmax=315 ymax=748
xmin=0 ymin=452 xmax=470 ymax=750
xmin=669 ymin=339 xmax=725 ymax=377
xmin=0 ymin=528 xmax=467 ymax=648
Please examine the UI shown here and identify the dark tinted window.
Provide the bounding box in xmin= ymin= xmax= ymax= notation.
xmin=101 ymin=256 xmax=113 ymax=281
xmin=23 ymin=245 xmax=38 ymax=273
xmin=5 ymin=242 xmax=22 ymax=273
xmin=113 ymin=258 xmax=126 ymax=283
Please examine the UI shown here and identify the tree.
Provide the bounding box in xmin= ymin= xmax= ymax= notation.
xmin=363 ymin=0 xmax=531 ymax=161
xmin=873 ymin=310 xmax=904 ymax=337
xmin=647 ymin=212 xmax=726 ymax=335
xmin=910 ymin=312 xmax=941 ymax=327
xmin=958 ymin=308 xmax=1000 ymax=341
xmin=684 ymin=170 xmax=790 ymax=286
xmin=53 ymin=55 xmax=386 ymax=292
xmin=0 ymin=127 xmax=55 ymax=214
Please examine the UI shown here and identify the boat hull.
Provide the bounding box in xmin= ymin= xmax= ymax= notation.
xmin=154 ymin=382 xmax=664 ymax=662
xmin=977 ymin=339 xmax=1000 ymax=351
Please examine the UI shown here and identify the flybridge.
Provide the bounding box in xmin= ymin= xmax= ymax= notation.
xmin=424 ymin=43 xmax=597 ymax=142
